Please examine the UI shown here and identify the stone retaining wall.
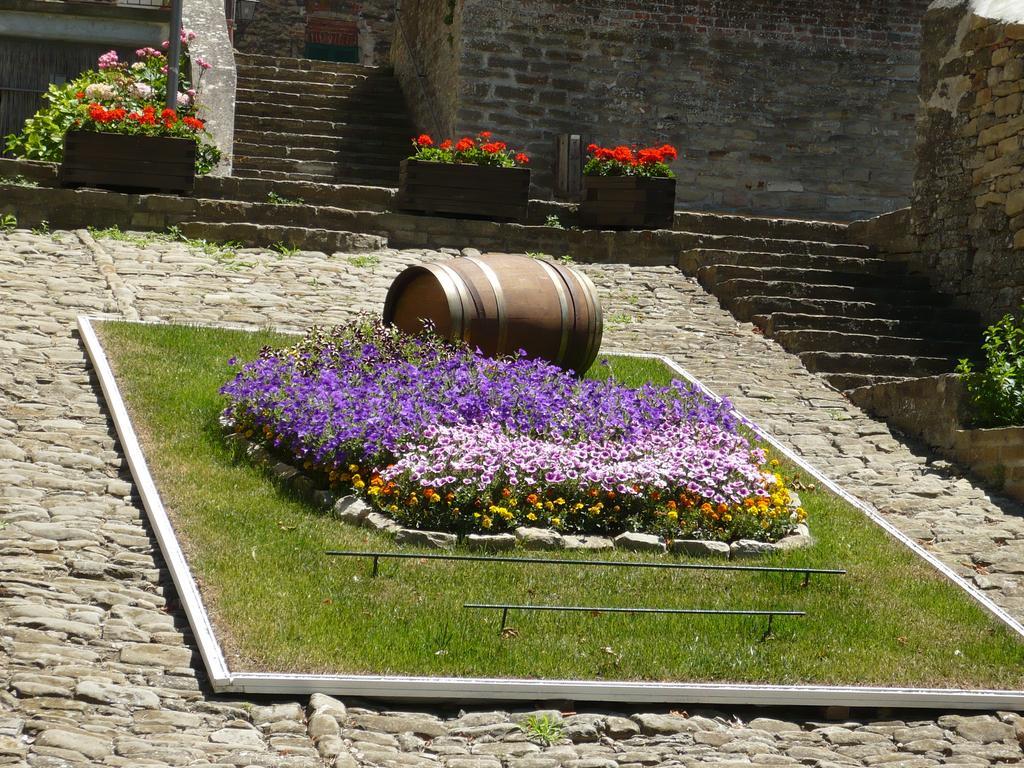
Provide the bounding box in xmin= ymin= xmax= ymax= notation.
xmin=850 ymin=373 xmax=1024 ymax=503
xmin=393 ymin=0 xmax=926 ymax=218
xmin=910 ymin=0 xmax=1024 ymax=325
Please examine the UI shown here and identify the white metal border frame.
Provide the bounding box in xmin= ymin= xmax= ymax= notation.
xmin=78 ymin=316 xmax=1024 ymax=709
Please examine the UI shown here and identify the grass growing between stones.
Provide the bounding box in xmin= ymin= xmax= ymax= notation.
xmin=95 ymin=320 xmax=1024 ymax=687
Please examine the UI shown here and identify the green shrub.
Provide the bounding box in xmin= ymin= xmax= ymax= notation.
xmin=956 ymin=307 xmax=1024 ymax=427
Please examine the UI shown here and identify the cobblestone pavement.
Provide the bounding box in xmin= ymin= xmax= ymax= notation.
xmin=2 ymin=229 xmax=1023 ymax=766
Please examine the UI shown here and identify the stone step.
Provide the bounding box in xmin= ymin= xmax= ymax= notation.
xmin=234 ymin=127 xmax=411 ymax=149
xmin=235 ymin=52 xmax=388 ymax=74
xmin=235 ymin=100 xmax=412 ymax=124
xmin=770 ymin=328 xmax=976 ymax=357
xmin=234 ymin=114 xmax=414 ymax=138
xmin=712 ymin=278 xmax=952 ymax=306
xmin=179 ymin=220 xmax=386 ymax=253
xmin=752 ymin=312 xmax=981 ymax=342
xmin=236 ymin=64 xmax=386 ymax=86
xmin=680 ymin=248 xmax=899 ymax=275
xmin=693 ymin=233 xmax=873 ymax=257
xmin=236 ymin=76 xmax=403 ymax=97
xmin=233 ymin=142 xmax=406 ymax=167
xmin=195 ymin=175 xmax=394 ymax=210
xmin=697 ymin=264 xmax=928 ymax=291
xmin=726 ymin=295 xmax=978 ymax=323
xmin=231 ymin=167 xmax=339 ymax=183
xmin=235 ymin=87 xmax=407 ymax=111
xmin=798 ymin=350 xmax=958 ymax=378
xmin=674 ymin=211 xmax=849 ymax=243
xmin=822 ymin=373 xmax=913 ymax=391
xmin=231 ymin=155 xmax=400 ymax=184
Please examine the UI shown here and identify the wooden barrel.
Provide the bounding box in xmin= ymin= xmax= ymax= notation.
xmin=382 ymin=253 xmax=603 ymax=375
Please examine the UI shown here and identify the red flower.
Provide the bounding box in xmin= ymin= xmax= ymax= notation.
xmin=612 ymin=145 xmax=633 ymax=163
xmin=161 ymin=108 xmax=177 ymax=121
xmin=659 ymin=144 xmax=678 ymax=161
xmin=479 ymin=130 xmax=492 ymax=138
xmin=586 ymin=143 xmax=598 ymax=153
xmin=439 ymin=139 xmax=452 ymax=150
xmin=454 ymin=137 xmax=474 ymax=152
xmin=416 ymin=133 xmax=433 ymax=147
xmin=75 ymin=91 xmax=85 ymax=100
xmin=183 ymin=116 xmax=205 ymax=131
xmin=514 ymin=152 xmax=529 ymax=165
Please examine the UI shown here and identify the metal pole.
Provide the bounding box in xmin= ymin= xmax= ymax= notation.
xmin=165 ymin=0 xmax=184 ymax=111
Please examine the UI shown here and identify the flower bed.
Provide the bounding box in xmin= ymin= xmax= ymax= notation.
xmin=221 ymin=321 xmax=805 ymax=545
xmin=397 ymin=133 xmax=531 ymax=221
xmin=580 ymin=142 xmax=678 ymax=229
xmin=4 ymin=31 xmax=221 ymax=177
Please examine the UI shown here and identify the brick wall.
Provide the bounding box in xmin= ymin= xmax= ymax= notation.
xmin=911 ymin=2 xmax=1024 ymax=325
xmin=394 ymin=0 xmax=929 ymax=219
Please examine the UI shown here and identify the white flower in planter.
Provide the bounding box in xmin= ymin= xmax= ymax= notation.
xmin=83 ymin=83 xmax=116 ymax=101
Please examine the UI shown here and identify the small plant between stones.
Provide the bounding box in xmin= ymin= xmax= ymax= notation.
xmin=0 ymin=213 xmax=16 ymax=232
xmin=519 ymin=714 xmax=563 ymax=746
xmin=347 ymin=253 xmax=380 ymax=268
xmin=271 ymin=241 xmax=300 ymax=258
xmin=267 ymin=191 xmax=304 ymax=206
xmin=545 ymin=214 xmax=565 ymax=229
xmin=1 ymin=174 xmax=39 ymax=188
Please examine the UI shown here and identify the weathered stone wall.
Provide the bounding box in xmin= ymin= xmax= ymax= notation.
xmin=395 ymin=0 xmax=929 ymax=218
xmin=234 ymin=0 xmax=306 ymax=56
xmin=391 ymin=0 xmax=461 ymax=137
xmin=235 ymin=0 xmax=393 ymax=65
xmin=911 ymin=0 xmax=1024 ymax=325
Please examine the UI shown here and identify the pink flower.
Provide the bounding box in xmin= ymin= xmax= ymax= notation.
xmin=195 ymin=56 xmax=212 ymax=71
xmin=97 ymin=50 xmax=119 ymax=69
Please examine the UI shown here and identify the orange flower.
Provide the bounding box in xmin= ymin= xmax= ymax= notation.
xmin=455 ymin=137 xmax=474 ymax=152
xmin=514 ymin=152 xmax=529 ymax=164
xmin=440 ymin=139 xmax=452 ymax=149
xmin=416 ymin=133 xmax=433 ymax=146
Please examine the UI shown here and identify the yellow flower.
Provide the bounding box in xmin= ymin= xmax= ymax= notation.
xmin=526 ymin=512 xmax=537 ymax=521
xmin=353 ymin=479 xmax=365 ymax=490
xmin=551 ymin=517 xmax=561 ymax=527
xmin=348 ymin=463 xmax=359 ymax=472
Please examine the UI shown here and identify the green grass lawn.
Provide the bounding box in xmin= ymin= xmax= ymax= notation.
xmin=95 ymin=320 xmax=1024 ymax=687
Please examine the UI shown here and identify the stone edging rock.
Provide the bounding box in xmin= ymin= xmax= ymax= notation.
xmin=223 ymin=418 xmax=812 ymax=559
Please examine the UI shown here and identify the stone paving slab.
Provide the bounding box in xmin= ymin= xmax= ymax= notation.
xmin=1 ymin=229 xmax=1023 ymax=766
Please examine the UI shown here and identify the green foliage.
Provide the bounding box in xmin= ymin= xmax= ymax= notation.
xmin=957 ymin=307 xmax=1024 ymax=427
xmin=545 ymin=214 xmax=565 ymax=229
xmin=267 ymin=191 xmax=304 ymax=206
xmin=31 ymin=220 xmax=50 ymax=236
xmin=271 ymin=242 xmax=300 ymax=258
xmin=0 ymin=174 xmax=39 ymax=188
xmin=347 ymin=253 xmax=380 ymax=268
xmin=519 ymin=715 xmax=564 ymax=746
xmin=0 ymin=213 xmax=16 ymax=232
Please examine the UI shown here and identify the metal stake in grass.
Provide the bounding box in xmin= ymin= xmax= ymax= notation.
xmin=463 ymin=603 xmax=806 ymax=636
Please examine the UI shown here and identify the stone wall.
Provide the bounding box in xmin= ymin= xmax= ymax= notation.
xmin=235 ymin=0 xmax=306 ymax=57
xmin=910 ymin=0 xmax=1024 ymax=325
xmin=235 ymin=0 xmax=393 ymax=65
xmin=394 ymin=0 xmax=928 ymax=218
xmin=391 ymin=0 xmax=461 ymax=137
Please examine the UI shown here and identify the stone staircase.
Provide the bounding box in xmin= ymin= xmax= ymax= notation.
xmin=684 ymin=242 xmax=982 ymax=391
xmin=0 ymin=156 xmax=983 ymax=392
xmin=232 ymin=53 xmax=415 ymax=186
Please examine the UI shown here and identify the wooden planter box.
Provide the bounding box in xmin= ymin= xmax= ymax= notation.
xmin=59 ymin=131 xmax=196 ymax=194
xmin=579 ymin=175 xmax=676 ymax=229
xmin=397 ymin=159 xmax=530 ymax=222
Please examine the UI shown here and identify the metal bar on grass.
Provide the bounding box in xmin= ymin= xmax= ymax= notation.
xmin=325 ymin=550 xmax=845 ymax=579
xmin=463 ymin=603 xmax=806 ymax=634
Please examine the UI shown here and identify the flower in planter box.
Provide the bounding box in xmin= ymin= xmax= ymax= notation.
xmin=409 ymin=131 xmax=529 ymax=168
xmin=4 ymin=29 xmax=221 ymax=175
xmin=584 ymin=142 xmax=678 ymax=178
